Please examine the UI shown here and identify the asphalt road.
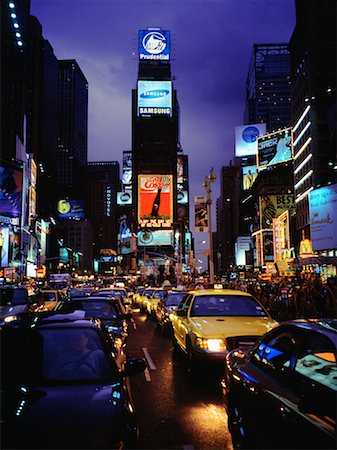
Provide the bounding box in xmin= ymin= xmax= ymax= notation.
xmin=127 ymin=308 xmax=234 ymax=450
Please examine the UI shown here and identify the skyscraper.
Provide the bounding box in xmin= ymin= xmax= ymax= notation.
xmin=57 ymin=59 xmax=88 ymax=198
xmin=244 ymin=43 xmax=292 ymax=132
xmin=289 ymin=0 xmax=336 ymax=239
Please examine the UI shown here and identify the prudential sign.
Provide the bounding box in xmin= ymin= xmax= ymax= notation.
xmin=138 ymin=30 xmax=170 ymax=60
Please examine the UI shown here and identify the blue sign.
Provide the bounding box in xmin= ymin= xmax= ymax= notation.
xmin=57 ymin=199 xmax=85 ymax=219
xmin=138 ymin=29 xmax=170 ymax=61
xmin=0 ymin=164 xmax=23 ymax=218
xmin=138 ymin=80 xmax=172 ymax=116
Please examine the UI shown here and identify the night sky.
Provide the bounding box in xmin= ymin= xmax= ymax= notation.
xmin=30 ymin=0 xmax=296 ymax=265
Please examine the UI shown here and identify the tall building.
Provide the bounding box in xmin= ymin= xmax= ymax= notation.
xmin=244 ymin=43 xmax=292 ymax=132
xmin=131 ymin=28 xmax=189 ymax=275
xmin=86 ymin=161 xmax=120 ymax=265
xmin=289 ymin=0 xmax=336 ymax=240
xmin=57 ymin=59 xmax=88 ymax=198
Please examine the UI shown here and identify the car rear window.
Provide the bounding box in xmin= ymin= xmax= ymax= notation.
xmin=71 ymin=301 xmax=120 ymax=320
xmin=0 ymin=289 xmax=28 ymax=306
xmin=190 ymin=295 xmax=267 ymax=317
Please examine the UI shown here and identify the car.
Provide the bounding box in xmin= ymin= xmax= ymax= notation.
xmin=91 ymin=290 xmax=131 ymax=316
xmin=95 ymin=288 xmax=132 ymax=311
xmin=30 ymin=289 xmax=66 ymax=312
xmin=156 ymin=290 xmax=188 ymax=332
xmin=0 ymin=285 xmax=46 ymax=323
xmin=146 ymin=288 xmax=169 ymax=317
xmin=222 ymin=319 xmax=337 ymax=449
xmin=0 ymin=311 xmax=146 ymax=449
xmin=137 ymin=287 xmax=157 ymax=312
xmin=132 ymin=286 xmax=145 ymax=306
xmin=57 ymin=295 xmax=130 ymax=359
xmin=171 ymin=288 xmax=278 ymax=366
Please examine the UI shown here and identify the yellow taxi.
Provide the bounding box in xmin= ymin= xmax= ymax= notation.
xmin=171 ymin=288 xmax=278 ymax=365
xmin=33 ymin=290 xmax=66 ymax=312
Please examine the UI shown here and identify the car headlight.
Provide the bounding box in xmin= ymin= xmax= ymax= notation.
xmin=196 ymin=338 xmax=226 ymax=352
xmin=4 ymin=315 xmax=18 ymax=323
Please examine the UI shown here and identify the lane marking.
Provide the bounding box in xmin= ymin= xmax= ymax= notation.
xmin=131 ymin=318 xmax=137 ymax=329
xmin=144 ymin=367 xmax=151 ymax=382
xmin=142 ymin=347 xmax=157 ymax=370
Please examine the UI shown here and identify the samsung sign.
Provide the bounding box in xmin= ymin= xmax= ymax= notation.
xmin=139 ymin=29 xmax=170 ymax=61
xmin=138 ymin=80 xmax=172 ymax=116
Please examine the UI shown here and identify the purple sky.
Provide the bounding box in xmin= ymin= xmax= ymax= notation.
xmin=30 ymin=0 xmax=296 ymax=266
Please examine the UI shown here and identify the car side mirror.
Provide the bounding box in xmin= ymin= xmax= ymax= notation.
xmin=122 ymin=358 xmax=146 ymax=376
xmin=175 ymin=308 xmax=187 ymax=317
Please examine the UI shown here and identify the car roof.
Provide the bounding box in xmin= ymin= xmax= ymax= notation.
xmin=278 ymin=319 xmax=337 ymax=338
xmin=191 ymin=289 xmax=253 ymax=297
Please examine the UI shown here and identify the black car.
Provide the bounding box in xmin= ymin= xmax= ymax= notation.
xmin=1 ymin=312 xmax=146 ymax=449
xmin=0 ymin=285 xmax=45 ymax=323
xmin=57 ymin=296 xmax=129 ymax=355
xmin=222 ymin=319 xmax=337 ymax=449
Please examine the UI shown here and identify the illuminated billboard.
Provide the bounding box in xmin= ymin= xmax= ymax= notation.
xmin=137 ymin=230 xmax=173 ymax=246
xmin=138 ymin=29 xmax=170 ymax=61
xmin=57 ymin=199 xmax=85 ymax=219
xmin=242 ymin=165 xmax=259 ymax=191
xmin=235 ymin=236 xmax=252 ymax=266
xmin=117 ymin=192 xmax=132 ymax=206
xmin=137 ymin=80 xmax=172 ymax=117
xmin=235 ymin=123 xmax=266 ymax=157
xmin=0 ymin=163 xmax=23 ymax=218
xmin=0 ymin=226 xmax=9 ymax=267
xmin=194 ymin=195 xmax=208 ymax=232
xmin=259 ymin=194 xmax=294 ymax=229
xmin=122 ymin=150 xmax=132 ymax=188
xmin=257 ymin=127 xmax=293 ymax=168
xmin=309 ymin=184 xmax=337 ymax=251
xmin=177 ymin=190 xmax=188 ymax=204
xmin=138 ymin=175 xmax=173 ymax=228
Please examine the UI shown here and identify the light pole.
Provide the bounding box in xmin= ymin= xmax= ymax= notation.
xmin=202 ymin=167 xmax=216 ymax=284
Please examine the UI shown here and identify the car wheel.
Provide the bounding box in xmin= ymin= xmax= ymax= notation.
xmin=228 ymin=400 xmax=251 ymax=449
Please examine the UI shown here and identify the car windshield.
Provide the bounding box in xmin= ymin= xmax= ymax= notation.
xmin=153 ymin=290 xmax=167 ymax=299
xmin=165 ymin=293 xmax=187 ymax=306
xmin=71 ymin=301 xmax=120 ymax=320
xmin=36 ymin=292 xmax=57 ymax=302
xmin=41 ymin=328 xmax=117 ymax=381
xmin=190 ymin=295 xmax=267 ymax=317
xmin=100 ymin=289 xmax=126 ymax=298
xmin=144 ymin=289 xmax=155 ymax=296
xmin=0 ymin=289 xmax=28 ymax=306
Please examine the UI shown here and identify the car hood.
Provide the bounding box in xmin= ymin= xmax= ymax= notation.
xmin=2 ymin=382 xmax=134 ymax=448
xmin=189 ymin=316 xmax=277 ymax=338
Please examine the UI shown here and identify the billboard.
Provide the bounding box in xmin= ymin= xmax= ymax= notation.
xmin=273 ymin=210 xmax=291 ymax=262
xmin=138 ymin=175 xmax=173 ymax=228
xmin=177 ymin=190 xmax=188 ymax=204
xmin=137 ymin=80 xmax=172 ymax=117
xmin=137 ymin=230 xmax=173 ymax=246
xmin=235 ymin=124 xmax=266 ymax=157
xmin=0 ymin=163 xmax=23 ymax=218
xmin=194 ymin=195 xmax=208 ymax=232
xmin=0 ymin=226 xmax=9 ymax=267
xmin=259 ymin=194 xmax=294 ymax=229
xmin=117 ymin=191 xmax=132 ymax=205
xmin=235 ymin=236 xmax=252 ymax=266
xmin=57 ymin=199 xmax=85 ymax=219
xmin=139 ymin=29 xmax=170 ymax=61
xmin=257 ymin=127 xmax=293 ymax=168
xmin=242 ymin=165 xmax=259 ymax=191
xmin=122 ymin=150 xmax=132 ymax=188
xmin=309 ymin=184 xmax=337 ymax=251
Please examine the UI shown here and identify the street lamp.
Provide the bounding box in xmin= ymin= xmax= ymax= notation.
xmin=202 ymin=167 xmax=216 ymax=284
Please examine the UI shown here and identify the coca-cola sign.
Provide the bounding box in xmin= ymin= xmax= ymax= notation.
xmin=138 ymin=174 xmax=173 ymax=229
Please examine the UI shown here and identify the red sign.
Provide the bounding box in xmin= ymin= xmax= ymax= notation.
xmin=138 ymin=175 xmax=173 ymax=228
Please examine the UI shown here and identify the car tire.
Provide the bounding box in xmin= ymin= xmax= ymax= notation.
xmin=228 ymin=399 xmax=252 ymax=449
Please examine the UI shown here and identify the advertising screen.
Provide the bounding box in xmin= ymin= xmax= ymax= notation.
xmin=259 ymin=194 xmax=294 ymax=229
xmin=309 ymin=184 xmax=337 ymax=251
xmin=257 ymin=128 xmax=293 ymax=168
xmin=0 ymin=226 xmax=9 ymax=267
xmin=138 ymin=175 xmax=173 ymax=228
xmin=137 ymin=80 xmax=172 ymax=117
xmin=177 ymin=190 xmax=188 ymax=204
xmin=242 ymin=165 xmax=259 ymax=191
xmin=137 ymin=230 xmax=173 ymax=246
xmin=117 ymin=192 xmax=132 ymax=205
xmin=0 ymin=163 xmax=23 ymax=218
xmin=122 ymin=150 xmax=132 ymax=187
xmin=235 ymin=236 xmax=252 ymax=266
xmin=57 ymin=199 xmax=85 ymax=219
xmin=138 ymin=29 xmax=170 ymax=61
xmin=194 ymin=195 xmax=208 ymax=232
xmin=235 ymin=124 xmax=266 ymax=157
